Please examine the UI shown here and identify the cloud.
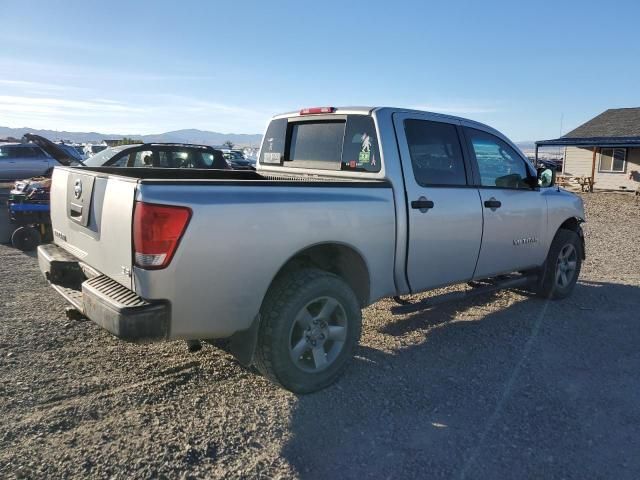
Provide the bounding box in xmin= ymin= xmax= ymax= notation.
xmin=0 ymin=57 xmax=218 ymax=85
xmin=0 ymin=79 xmax=67 ymax=90
xmin=0 ymin=92 xmax=271 ymax=134
xmin=0 ymin=95 xmax=144 ymax=115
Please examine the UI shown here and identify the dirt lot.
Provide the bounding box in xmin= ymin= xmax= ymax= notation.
xmin=1 ymin=192 xmax=639 ymax=479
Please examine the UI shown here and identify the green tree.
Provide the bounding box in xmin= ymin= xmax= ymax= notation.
xmin=222 ymin=140 xmax=235 ymax=149
xmin=115 ymin=137 xmax=142 ymax=146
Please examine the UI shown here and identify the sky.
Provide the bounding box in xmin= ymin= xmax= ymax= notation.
xmin=1 ymin=0 xmax=639 ymax=141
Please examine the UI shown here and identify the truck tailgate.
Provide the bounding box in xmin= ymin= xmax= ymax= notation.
xmin=50 ymin=167 xmax=136 ymax=289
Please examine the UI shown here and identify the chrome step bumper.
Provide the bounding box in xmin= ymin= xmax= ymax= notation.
xmin=38 ymin=243 xmax=170 ymax=342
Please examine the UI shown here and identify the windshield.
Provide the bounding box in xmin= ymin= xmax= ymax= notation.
xmin=83 ymin=145 xmax=129 ymax=166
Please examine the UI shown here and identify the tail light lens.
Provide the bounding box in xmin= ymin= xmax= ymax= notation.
xmin=133 ymin=202 xmax=191 ymax=269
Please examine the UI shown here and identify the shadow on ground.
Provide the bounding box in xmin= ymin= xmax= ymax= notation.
xmin=281 ymin=281 xmax=640 ymax=479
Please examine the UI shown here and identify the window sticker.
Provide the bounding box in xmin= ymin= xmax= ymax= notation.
xmin=357 ymin=133 xmax=372 ymax=165
xmin=344 ymin=132 xmax=379 ymax=170
xmin=263 ymin=152 xmax=281 ymax=164
xmin=361 ymin=133 xmax=371 ymax=152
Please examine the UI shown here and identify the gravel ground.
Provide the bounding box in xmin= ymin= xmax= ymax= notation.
xmin=1 ymin=192 xmax=639 ymax=479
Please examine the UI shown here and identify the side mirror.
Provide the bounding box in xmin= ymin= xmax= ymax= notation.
xmin=537 ymin=167 xmax=555 ymax=188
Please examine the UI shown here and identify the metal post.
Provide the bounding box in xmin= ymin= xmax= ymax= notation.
xmin=590 ymin=146 xmax=598 ymax=192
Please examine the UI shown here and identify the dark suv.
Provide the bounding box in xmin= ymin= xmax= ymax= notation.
xmin=83 ymin=143 xmax=230 ymax=169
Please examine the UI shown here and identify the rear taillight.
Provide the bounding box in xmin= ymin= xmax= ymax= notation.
xmin=133 ymin=202 xmax=191 ymax=269
xmin=299 ymin=106 xmax=335 ymax=115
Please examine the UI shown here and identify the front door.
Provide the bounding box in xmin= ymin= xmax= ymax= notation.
xmin=462 ymin=127 xmax=547 ymax=278
xmin=393 ymin=113 xmax=483 ymax=292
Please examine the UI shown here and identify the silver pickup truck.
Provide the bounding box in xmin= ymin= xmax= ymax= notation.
xmin=38 ymin=106 xmax=585 ymax=393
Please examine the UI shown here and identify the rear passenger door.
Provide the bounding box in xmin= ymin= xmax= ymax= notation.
xmin=462 ymin=127 xmax=547 ymax=277
xmin=10 ymin=146 xmax=50 ymax=178
xmin=393 ymin=113 xmax=483 ymax=292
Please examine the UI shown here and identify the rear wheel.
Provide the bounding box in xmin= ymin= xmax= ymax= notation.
xmin=536 ymin=229 xmax=582 ymax=299
xmin=11 ymin=226 xmax=41 ymax=251
xmin=255 ymin=269 xmax=362 ymax=393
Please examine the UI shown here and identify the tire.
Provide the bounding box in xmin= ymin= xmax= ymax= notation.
xmin=254 ymin=268 xmax=362 ymax=393
xmin=11 ymin=226 xmax=41 ymax=251
xmin=536 ymin=229 xmax=582 ymax=299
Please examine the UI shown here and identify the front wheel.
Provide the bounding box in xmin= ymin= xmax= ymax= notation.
xmin=254 ymin=269 xmax=362 ymax=393
xmin=536 ymin=228 xmax=582 ymax=299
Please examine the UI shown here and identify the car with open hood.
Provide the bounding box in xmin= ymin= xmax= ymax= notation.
xmin=0 ymin=134 xmax=84 ymax=181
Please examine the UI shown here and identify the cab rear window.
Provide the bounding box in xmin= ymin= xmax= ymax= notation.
xmin=259 ymin=115 xmax=381 ymax=172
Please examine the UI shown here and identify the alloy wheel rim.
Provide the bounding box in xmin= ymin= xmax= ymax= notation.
xmin=288 ymin=296 xmax=347 ymax=373
xmin=555 ymin=243 xmax=577 ymax=288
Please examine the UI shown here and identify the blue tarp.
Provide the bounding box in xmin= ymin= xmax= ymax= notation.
xmin=9 ymin=203 xmax=50 ymax=213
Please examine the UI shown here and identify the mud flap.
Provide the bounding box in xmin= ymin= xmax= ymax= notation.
xmin=228 ymin=314 xmax=261 ymax=366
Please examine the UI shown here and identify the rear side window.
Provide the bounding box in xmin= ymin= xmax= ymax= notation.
xmin=0 ymin=146 xmax=44 ymax=158
xmin=404 ymin=120 xmax=467 ymax=186
xmin=0 ymin=146 xmax=14 ymax=158
xmin=259 ymin=115 xmax=381 ymax=172
xmin=342 ymin=116 xmax=380 ymax=172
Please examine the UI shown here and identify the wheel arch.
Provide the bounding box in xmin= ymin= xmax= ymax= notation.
xmin=558 ymin=216 xmax=583 ymax=233
xmin=265 ymin=242 xmax=371 ymax=309
xmin=554 ymin=216 xmax=586 ymax=259
xmin=228 ymin=242 xmax=371 ymax=367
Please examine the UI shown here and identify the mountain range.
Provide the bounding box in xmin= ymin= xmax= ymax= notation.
xmin=1 ymin=125 xmax=539 ymax=153
xmin=0 ymin=126 xmax=263 ymax=147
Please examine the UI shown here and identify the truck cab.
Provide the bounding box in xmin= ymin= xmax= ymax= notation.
xmin=257 ymin=107 xmax=583 ymax=295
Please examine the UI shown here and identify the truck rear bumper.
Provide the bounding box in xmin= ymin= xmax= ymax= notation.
xmin=38 ymin=243 xmax=170 ymax=342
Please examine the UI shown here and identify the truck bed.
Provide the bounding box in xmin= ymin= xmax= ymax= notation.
xmin=46 ymin=165 xmax=397 ymax=339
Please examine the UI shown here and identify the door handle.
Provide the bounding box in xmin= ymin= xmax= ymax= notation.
xmin=411 ymin=197 xmax=435 ymax=211
xmin=484 ymin=198 xmax=502 ymax=209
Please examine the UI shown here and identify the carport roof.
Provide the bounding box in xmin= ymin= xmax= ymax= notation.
xmin=536 ymin=136 xmax=640 ymax=147
xmin=537 ymin=107 xmax=640 ymax=147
